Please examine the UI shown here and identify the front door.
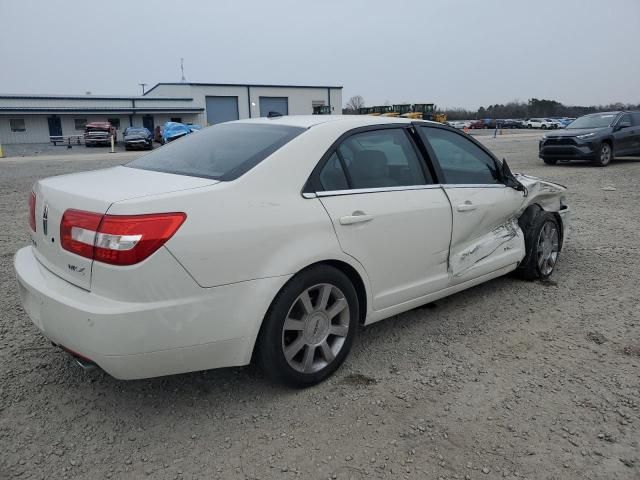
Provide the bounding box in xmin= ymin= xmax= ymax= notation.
xmin=314 ymin=127 xmax=452 ymax=311
xmin=47 ymin=116 xmax=62 ymax=137
xmin=417 ymin=125 xmax=526 ymax=283
xmin=142 ymin=115 xmax=154 ymax=132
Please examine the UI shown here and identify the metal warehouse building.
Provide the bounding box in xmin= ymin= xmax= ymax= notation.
xmin=0 ymin=82 xmax=342 ymax=144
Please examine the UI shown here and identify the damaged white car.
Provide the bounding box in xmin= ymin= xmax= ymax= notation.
xmin=15 ymin=116 xmax=569 ymax=386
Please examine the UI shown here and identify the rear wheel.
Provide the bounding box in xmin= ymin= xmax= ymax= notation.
xmin=257 ymin=265 xmax=359 ymax=387
xmin=541 ymin=124 xmax=548 ymax=129
xmin=593 ymin=142 xmax=613 ymax=167
xmin=543 ymin=158 xmax=558 ymax=165
xmin=516 ymin=211 xmax=560 ymax=280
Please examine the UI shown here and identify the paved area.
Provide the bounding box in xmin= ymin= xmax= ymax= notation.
xmin=1 ymin=132 xmax=639 ymax=479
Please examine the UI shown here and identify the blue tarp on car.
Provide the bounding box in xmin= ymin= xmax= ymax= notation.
xmin=162 ymin=122 xmax=192 ymax=143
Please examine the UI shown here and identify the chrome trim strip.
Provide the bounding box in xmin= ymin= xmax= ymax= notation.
xmin=443 ymin=184 xmax=506 ymax=189
xmin=302 ymin=192 xmax=317 ymax=199
xmin=316 ymin=184 xmax=442 ymax=197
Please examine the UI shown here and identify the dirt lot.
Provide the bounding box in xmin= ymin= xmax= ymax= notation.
xmin=1 ymin=134 xmax=639 ymax=480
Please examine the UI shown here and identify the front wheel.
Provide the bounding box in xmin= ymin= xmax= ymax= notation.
xmin=257 ymin=265 xmax=359 ymax=387
xmin=593 ymin=142 xmax=613 ymax=167
xmin=516 ymin=212 xmax=560 ymax=280
xmin=543 ymin=158 xmax=558 ymax=165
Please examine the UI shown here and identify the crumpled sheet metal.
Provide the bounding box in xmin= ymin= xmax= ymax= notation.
xmin=449 ymin=174 xmax=567 ymax=277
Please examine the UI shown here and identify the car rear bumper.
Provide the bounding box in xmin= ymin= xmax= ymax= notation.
xmin=14 ymin=246 xmax=290 ymax=380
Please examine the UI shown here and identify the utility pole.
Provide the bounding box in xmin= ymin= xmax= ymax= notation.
xmin=138 ymin=83 xmax=147 ymax=95
xmin=180 ymin=58 xmax=186 ymax=82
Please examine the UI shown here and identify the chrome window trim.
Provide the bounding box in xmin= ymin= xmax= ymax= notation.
xmin=442 ymin=184 xmax=506 ymax=189
xmin=304 ymin=183 xmax=506 ymax=198
xmin=315 ymin=184 xmax=442 ymax=197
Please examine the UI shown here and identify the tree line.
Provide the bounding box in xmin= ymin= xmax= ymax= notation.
xmin=344 ymin=96 xmax=640 ymax=119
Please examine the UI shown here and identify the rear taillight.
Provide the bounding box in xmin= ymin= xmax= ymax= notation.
xmin=60 ymin=209 xmax=186 ymax=266
xmin=29 ymin=192 xmax=37 ymax=232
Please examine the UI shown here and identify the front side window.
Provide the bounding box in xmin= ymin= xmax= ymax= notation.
xmin=335 ymin=129 xmax=427 ymax=189
xmin=10 ymin=119 xmax=26 ymax=132
xmin=127 ymin=123 xmax=305 ymax=181
xmin=418 ymin=127 xmax=500 ymax=185
xmin=617 ymin=114 xmax=632 ymax=127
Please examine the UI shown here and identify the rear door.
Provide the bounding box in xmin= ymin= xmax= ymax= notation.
xmin=416 ymin=125 xmax=526 ymax=283
xmin=312 ymin=126 xmax=452 ymax=311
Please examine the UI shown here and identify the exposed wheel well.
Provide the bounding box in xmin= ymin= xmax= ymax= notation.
xmin=519 ymin=204 xmax=565 ymax=251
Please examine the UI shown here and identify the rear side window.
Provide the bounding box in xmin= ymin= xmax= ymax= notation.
xmin=632 ymin=113 xmax=640 ymax=126
xmin=418 ymin=127 xmax=500 ymax=185
xmin=127 ymin=123 xmax=305 ymax=181
xmin=319 ymin=152 xmax=349 ymax=191
xmin=334 ymin=129 xmax=428 ymax=189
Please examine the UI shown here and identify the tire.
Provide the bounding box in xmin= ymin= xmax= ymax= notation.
xmin=516 ymin=210 xmax=560 ymax=280
xmin=541 ymin=124 xmax=547 ymax=129
xmin=257 ymin=265 xmax=359 ymax=387
xmin=543 ymin=158 xmax=558 ymax=165
xmin=593 ymin=142 xmax=613 ymax=167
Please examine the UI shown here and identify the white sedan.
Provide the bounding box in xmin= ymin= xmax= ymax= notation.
xmin=15 ymin=116 xmax=569 ymax=386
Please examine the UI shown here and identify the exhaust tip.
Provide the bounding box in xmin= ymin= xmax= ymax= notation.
xmin=74 ymin=357 xmax=98 ymax=371
xmin=59 ymin=345 xmax=99 ymax=372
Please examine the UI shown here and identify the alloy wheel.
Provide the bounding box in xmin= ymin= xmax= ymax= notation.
xmin=600 ymin=144 xmax=611 ymax=165
xmin=281 ymin=283 xmax=350 ymax=374
xmin=537 ymin=221 xmax=559 ymax=276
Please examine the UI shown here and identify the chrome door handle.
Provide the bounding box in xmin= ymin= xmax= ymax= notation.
xmin=339 ymin=213 xmax=373 ymax=225
xmin=456 ymin=202 xmax=477 ymax=212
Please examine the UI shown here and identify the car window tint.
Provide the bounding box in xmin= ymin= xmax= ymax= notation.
xmin=418 ymin=127 xmax=500 ymax=185
xmin=319 ymin=152 xmax=349 ymax=191
xmin=127 ymin=123 xmax=305 ymax=181
xmin=632 ymin=113 xmax=640 ymax=126
xmin=618 ymin=114 xmax=632 ymax=126
xmin=336 ymin=129 xmax=427 ymax=189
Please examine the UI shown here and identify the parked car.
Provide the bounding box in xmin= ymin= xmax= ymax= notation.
xmin=16 ymin=116 xmax=569 ymax=386
xmin=154 ymin=126 xmax=164 ymax=144
xmin=84 ymin=122 xmax=116 ymax=147
xmin=557 ymin=118 xmax=576 ymax=128
xmin=524 ymin=118 xmax=557 ymax=129
xmin=468 ymin=120 xmax=486 ymax=129
xmin=123 ymin=127 xmax=153 ymax=150
xmin=539 ymin=111 xmax=640 ymax=166
xmin=161 ymin=122 xmax=202 ymax=144
xmin=498 ymin=119 xmax=522 ymax=129
xmin=447 ymin=120 xmax=467 ymax=129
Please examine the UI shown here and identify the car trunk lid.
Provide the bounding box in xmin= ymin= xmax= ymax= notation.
xmin=31 ymin=166 xmax=217 ymax=290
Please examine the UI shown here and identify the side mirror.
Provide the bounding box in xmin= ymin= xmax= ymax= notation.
xmin=499 ymin=159 xmax=526 ymax=194
xmin=616 ymin=121 xmax=631 ymax=131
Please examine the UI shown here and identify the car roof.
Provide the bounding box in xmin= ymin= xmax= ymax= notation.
xmin=231 ymin=115 xmax=439 ymax=129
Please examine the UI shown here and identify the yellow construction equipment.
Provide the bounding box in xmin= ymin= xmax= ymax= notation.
xmin=404 ymin=104 xmax=447 ymax=123
xmin=358 ymin=104 xmax=447 ymax=123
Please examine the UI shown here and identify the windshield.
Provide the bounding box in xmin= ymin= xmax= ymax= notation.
xmin=125 ymin=128 xmax=148 ymax=135
xmin=567 ymin=113 xmax=618 ymax=129
xmin=127 ymin=122 xmax=305 ymax=181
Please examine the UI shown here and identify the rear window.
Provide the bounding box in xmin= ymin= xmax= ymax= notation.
xmin=126 ymin=123 xmax=305 ymax=181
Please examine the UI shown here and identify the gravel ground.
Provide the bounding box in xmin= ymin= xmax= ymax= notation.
xmin=1 ymin=133 xmax=639 ymax=480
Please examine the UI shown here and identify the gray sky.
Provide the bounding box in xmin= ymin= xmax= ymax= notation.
xmin=1 ymin=0 xmax=639 ymax=109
